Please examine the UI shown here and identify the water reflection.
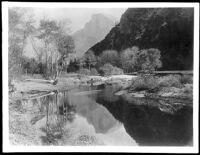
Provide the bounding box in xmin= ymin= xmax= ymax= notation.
xmin=18 ymin=84 xmax=193 ymax=146
xmin=96 ymin=85 xmax=193 ymax=146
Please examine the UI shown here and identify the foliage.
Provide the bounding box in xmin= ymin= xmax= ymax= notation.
xmin=82 ymin=50 xmax=97 ymax=69
xmin=67 ymin=59 xmax=80 ymax=73
xmin=77 ymin=68 xmax=91 ymax=76
xmin=21 ymin=56 xmax=47 ymax=76
xmin=180 ymin=75 xmax=193 ymax=84
xmin=36 ymin=19 xmax=74 ymax=79
xmin=137 ymin=48 xmax=162 ymax=72
xmin=57 ymin=35 xmax=75 ymax=58
xmin=90 ymin=68 xmax=99 ymax=75
xmin=99 ymin=50 xmax=120 ymax=67
xmin=120 ymin=46 xmax=140 ymax=72
xmin=9 ymin=64 xmax=23 ymax=80
xmin=158 ymin=74 xmax=182 ymax=88
xmin=120 ymin=46 xmax=162 ymax=73
xmin=36 ymin=19 xmax=60 ymax=78
xmin=8 ymin=8 xmax=35 ymax=79
xmin=130 ymin=74 xmax=159 ymax=91
xmin=130 ymin=74 xmax=191 ymax=92
xmin=22 ymin=58 xmax=38 ymax=75
xmin=99 ymin=63 xmax=124 ymax=76
xmin=37 ymin=19 xmax=60 ymax=43
xmin=181 ymin=84 xmax=193 ymax=95
xmin=57 ymin=35 xmax=75 ymax=75
xmin=8 ymin=45 xmax=22 ymax=71
xmin=77 ymin=68 xmax=99 ymax=76
xmin=88 ymin=45 xmax=162 ymax=73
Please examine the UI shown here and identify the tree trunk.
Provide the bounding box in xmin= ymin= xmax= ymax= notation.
xmin=45 ymin=42 xmax=48 ymax=77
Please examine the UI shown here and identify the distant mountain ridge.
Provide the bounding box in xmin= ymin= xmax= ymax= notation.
xmin=73 ymin=13 xmax=116 ymax=57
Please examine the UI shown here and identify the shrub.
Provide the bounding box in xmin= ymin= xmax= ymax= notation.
xmin=158 ymin=74 xmax=182 ymax=88
xmin=180 ymin=75 xmax=193 ymax=84
xmin=9 ymin=64 xmax=23 ymax=80
xmin=99 ymin=50 xmax=120 ymax=67
xmin=181 ymin=84 xmax=193 ymax=94
xmin=139 ymin=48 xmax=162 ymax=72
xmin=130 ymin=74 xmax=159 ymax=91
xmin=78 ymin=68 xmax=91 ymax=75
xmin=111 ymin=66 xmax=124 ymax=75
xmin=99 ymin=63 xmax=124 ymax=76
xmin=90 ymin=68 xmax=99 ymax=75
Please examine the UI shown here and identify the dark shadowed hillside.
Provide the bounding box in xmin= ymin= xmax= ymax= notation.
xmin=73 ymin=14 xmax=116 ymax=57
xmin=88 ymin=8 xmax=194 ymax=70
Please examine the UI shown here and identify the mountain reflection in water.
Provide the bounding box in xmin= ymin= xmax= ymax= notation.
xmin=23 ymin=84 xmax=192 ymax=146
xmin=96 ymin=85 xmax=193 ymax=146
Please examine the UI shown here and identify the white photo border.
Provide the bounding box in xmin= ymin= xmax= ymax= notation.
xmin=2 ymin=2 xmax=199 ymax=153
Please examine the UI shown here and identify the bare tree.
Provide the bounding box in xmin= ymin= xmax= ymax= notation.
xmin=8 ymin=7 xmax=36 ymax=78
xmin=36 ymin=18 xmax=75 ymax=79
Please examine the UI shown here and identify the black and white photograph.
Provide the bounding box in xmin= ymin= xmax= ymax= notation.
xmin=2 ymin=2 xmax=199 ymax=153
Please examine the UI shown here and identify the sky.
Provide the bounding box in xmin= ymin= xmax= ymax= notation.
xmin=22 ymin=8 xmax=127 ymax=58
xmin=32 ymin=8 xmax=127 ymax=33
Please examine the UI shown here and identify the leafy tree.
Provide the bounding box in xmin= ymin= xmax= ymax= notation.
xmin=21 ymin=57 xmax=40 ymax=75
xmin=78 ymin=68 xmax=91 ymax=75
xmin=90 ymin=68 xmax=99 ymax=75
xmin=29 ymin=58 xmax=39 ymax=75
xmin=67 ymin=59 xmax=80 ymax=73
xmin=138 ymin=48 xmax=162 ymax=72
xmin=99 ymin=63 xmax=123 ymax=76
xmin=119 ymin=46 xmax=162 ymax=73
xmin=120 ymin=46 xmax=140 ymax=73
xmin=56 ymin=35 xmax=75 ymax=75
xmin=83 ymin=50 xmax=97 ymax=70
xmin=99 ymin=50 xmax=119 ymax=67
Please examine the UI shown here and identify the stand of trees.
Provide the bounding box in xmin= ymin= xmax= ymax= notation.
xmin=78 ymin=46 xmax=162 ymax=75
xmin=8 ymin=8 xmax=75 ymax=80
xmin=9 ymin=8 xmax=36 ymax=79
xmin=120 ymin=47 xmax=162 ymax=73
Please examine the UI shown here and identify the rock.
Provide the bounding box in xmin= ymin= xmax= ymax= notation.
xmin=115 ymin=90 xmax=128 ymax=96
xmin=161 ymin=92 xmax=174 ymax=97
xmin=130 ymin=92 xmax=145 ymax=98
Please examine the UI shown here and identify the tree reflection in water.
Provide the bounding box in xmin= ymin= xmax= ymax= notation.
xmin=40 ymin=91 xmax=77 ymax=145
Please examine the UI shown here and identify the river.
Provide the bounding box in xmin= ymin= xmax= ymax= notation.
xmin=15 ymin=84 xmax=193 ymax=146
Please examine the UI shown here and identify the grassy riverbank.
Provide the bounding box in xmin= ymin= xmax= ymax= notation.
xmin=113 ymin=74 xmax=193 ymax=114
xmin=129 ymin=74 xmax=193 ymax=99
xmin=9 ymin=74 xmax=135 ymax=101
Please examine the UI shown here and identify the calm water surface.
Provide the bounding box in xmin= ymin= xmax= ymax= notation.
xmin=20 ymin=84 xmax=193 ymax=146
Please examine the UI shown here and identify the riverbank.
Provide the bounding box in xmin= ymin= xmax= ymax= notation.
xmin=113 ymin=74 xmax=193 ymax=114
xmin=9 ymin=74 xmax=136 ymax=102
xmin=9 ymin=73 xmax=193 ymax=103
xmin=9 ymin=104 xmax=105 ymax=146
